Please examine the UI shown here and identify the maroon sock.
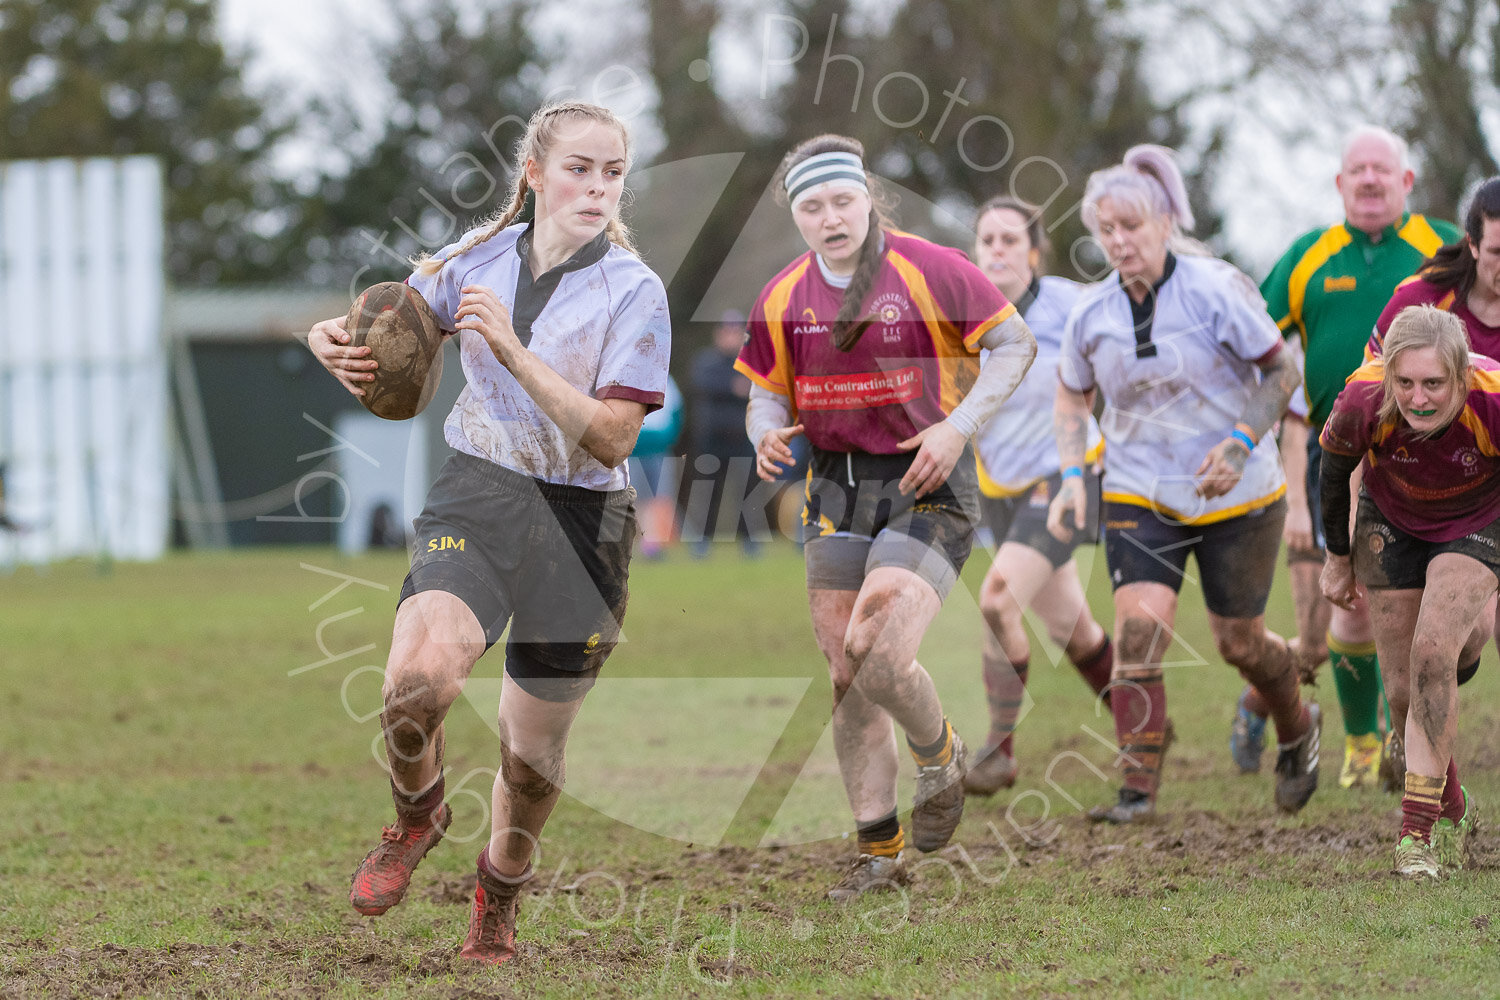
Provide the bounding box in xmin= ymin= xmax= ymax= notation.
xmin=1440 ymin=758 xmax=1465 ymax=822
xmin=1070 ymin=635 xmax=1114 ymax=705
xmin=982 ymin=656 xmax=1028 ymax=753
xmin=393 ymin=776 xmax=446 ymax=825
xmin=1112 ymin=671 xmax=1168 ymax=799
xmin=1401 ymin=772 xmax=1445 ymax=843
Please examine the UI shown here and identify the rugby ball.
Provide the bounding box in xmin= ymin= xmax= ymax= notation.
xmin=345 ymin=282 xmax=445 ymax=420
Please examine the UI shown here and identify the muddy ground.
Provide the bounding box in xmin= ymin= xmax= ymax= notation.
xmin=4 ymin=801 xmax=1493 ymax=1000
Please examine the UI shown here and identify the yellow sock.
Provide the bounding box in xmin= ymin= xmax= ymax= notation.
xmin=859 ymin=829 xmax=905 ymax=858
xmin=908 ymin=718 xmax=954 ymax=767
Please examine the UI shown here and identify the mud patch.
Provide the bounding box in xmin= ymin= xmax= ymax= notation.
xmin=4 ymin=802 xmax=1493 ymax=999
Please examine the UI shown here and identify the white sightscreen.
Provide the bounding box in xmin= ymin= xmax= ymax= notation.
xmin=0 ymin=156 xmax=167 ymax=564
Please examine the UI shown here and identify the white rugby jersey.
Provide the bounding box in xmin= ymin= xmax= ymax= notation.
xmin=409 ymin=223 xmax=671 ymax=491
xmin=1059 ymin=254 xmax=1285 ymax=524
xmin=973 ymin=275 xmax=1103 ymax=496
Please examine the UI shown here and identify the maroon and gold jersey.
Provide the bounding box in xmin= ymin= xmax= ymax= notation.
xmin=735 ymin=230 xmax=1015 ymax=454
xmin=1321 ymin=355 xmax=1500 ymax=541
xmin=1368 ymin=276 xmax=1500 ymax=361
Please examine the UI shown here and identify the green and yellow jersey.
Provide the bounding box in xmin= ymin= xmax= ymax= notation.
xmin=1261 ymin=213 xmax=1461 ymax=427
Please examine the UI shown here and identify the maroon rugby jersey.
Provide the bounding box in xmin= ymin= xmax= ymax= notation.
xmin=735 ymin=230 xmax=1015 ymax=454
xmin=1321 ymin=354 xmax=1500 ymax=541
xmin=1368 ymin=276 xmax=1500 ymax=361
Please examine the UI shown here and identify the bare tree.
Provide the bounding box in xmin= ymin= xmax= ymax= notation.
xmin=1154 ymin=0 xmax=1499 ymax=224
xmin=1394 ymin=0 xmax=1500 ymax=216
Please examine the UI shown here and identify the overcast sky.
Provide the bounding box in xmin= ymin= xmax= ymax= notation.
xmin=214 ymin=0 xmax=1365 ymax=276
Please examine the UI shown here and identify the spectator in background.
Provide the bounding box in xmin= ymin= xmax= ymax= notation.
xmin=685 ymin=311 xmax=761 ymax=557
xmin=1239 ymin=125 xmax=1462 ymax=790
xmin=0 ymin=464 xmax=19 ymax=532
xmin=629 ymin=375 xmax=684 ymax=559
xmin=367 ymin=502 xmax=405 ymax=550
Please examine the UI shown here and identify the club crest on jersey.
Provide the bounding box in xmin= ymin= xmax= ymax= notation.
xmin=871 ymin=292 xmax=908 ymax=342
xmin=1457 ymin=447 xmax=1480 ymax=475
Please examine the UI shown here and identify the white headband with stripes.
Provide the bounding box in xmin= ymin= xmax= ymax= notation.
xmin=784 ymin=151 xmax=868 ymax=209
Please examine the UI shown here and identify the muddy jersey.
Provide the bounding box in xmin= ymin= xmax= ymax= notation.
xmin=1320 ymin=354 xmax=1500 ymax=542
xmin=1368 ymin=276 xmax=1500 ymax=361
xmin=409 ymin=223 xmax=670 ymax=491
xmin=972 ymin=275 xmax=1102 ymax=496
xmin=1060 ymin=253 xmax=1285 ymax=524
xmin=735 ymin=230 xmax=1015 ymax=454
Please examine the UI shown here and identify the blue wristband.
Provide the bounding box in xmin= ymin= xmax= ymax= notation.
xmin=1061 ymin=465 xmax=1083 ymax=479
xmin=1230 ymin=428 xmax=1256 ymax=452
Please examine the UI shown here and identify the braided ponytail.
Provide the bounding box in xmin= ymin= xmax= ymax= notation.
xmin=411 ymin=174 xmax=528 ymax=278
xmin=832 ymin=201 xmax=885 ymax=351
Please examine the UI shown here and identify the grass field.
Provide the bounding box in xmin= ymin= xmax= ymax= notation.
xmin=3 ymin=542 xmax=1499 ymax=998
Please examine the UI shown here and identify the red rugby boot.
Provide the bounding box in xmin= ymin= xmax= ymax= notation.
xmin=349 ymin=803 xmax=452 ymax=916
xmin=459 ymin=853 xmax=533 ymax=965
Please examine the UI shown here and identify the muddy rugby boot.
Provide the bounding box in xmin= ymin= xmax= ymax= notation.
xmin=460 ymin=854 xmax=533 ymax=965
xmin=1087 ymin=787 xmax=1154 ymax=824
xmin=962 ymin=743 xmax=1018 ymax=796
xmin=349 ymin=803 xmax=452 ymax=916
xmin=1378 ymin=730 xmax=1406 ymax=795
xmin=826 ymin=853 xmax=910 ymax=902
xmin=1274 ymin=703 xmax=1321 ymax=814
xmin=1339 ymin=732 xmax=1381 ymax=789
xmin=911 ymin=731 xmax=967 ymax=851
xmin=1394 ymin=835 xmax=1440 ymax=879
xmin=1229 ymin=689 xmax=1267 ymax=775
xmin=1433 ymin=787 xmax=1478 ymax=871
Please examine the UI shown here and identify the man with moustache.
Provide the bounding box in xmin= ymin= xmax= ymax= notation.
xmin=1232 ymin=125 xmax=1461 ymax=790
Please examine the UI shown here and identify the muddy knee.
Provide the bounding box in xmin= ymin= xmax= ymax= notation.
xmin=1213 ymin=631 xmax=1264 ymax=671
xmin=380 ymin=691 xmax=449 ymax=766
xmin=381 ymin=659 xmax=462 ymax=759
xmin=843 ymin=615 xmax=879 ymax=671
xmin=1117 ymin=617 xmax=1166 ymax=665
xmin=499 ymin=740 xmax=564 ymax=804
xmin=979 ymin=573 xmax=1015 ymax=631
xmin=982 ymin=577 xmax=1032 ymax=656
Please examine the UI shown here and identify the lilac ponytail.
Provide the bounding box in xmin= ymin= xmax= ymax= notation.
xmin=1082 ymin=144 xmax=1194 ymax=235
xmin=1121 ymin=145 xmax=1193 ymax=230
